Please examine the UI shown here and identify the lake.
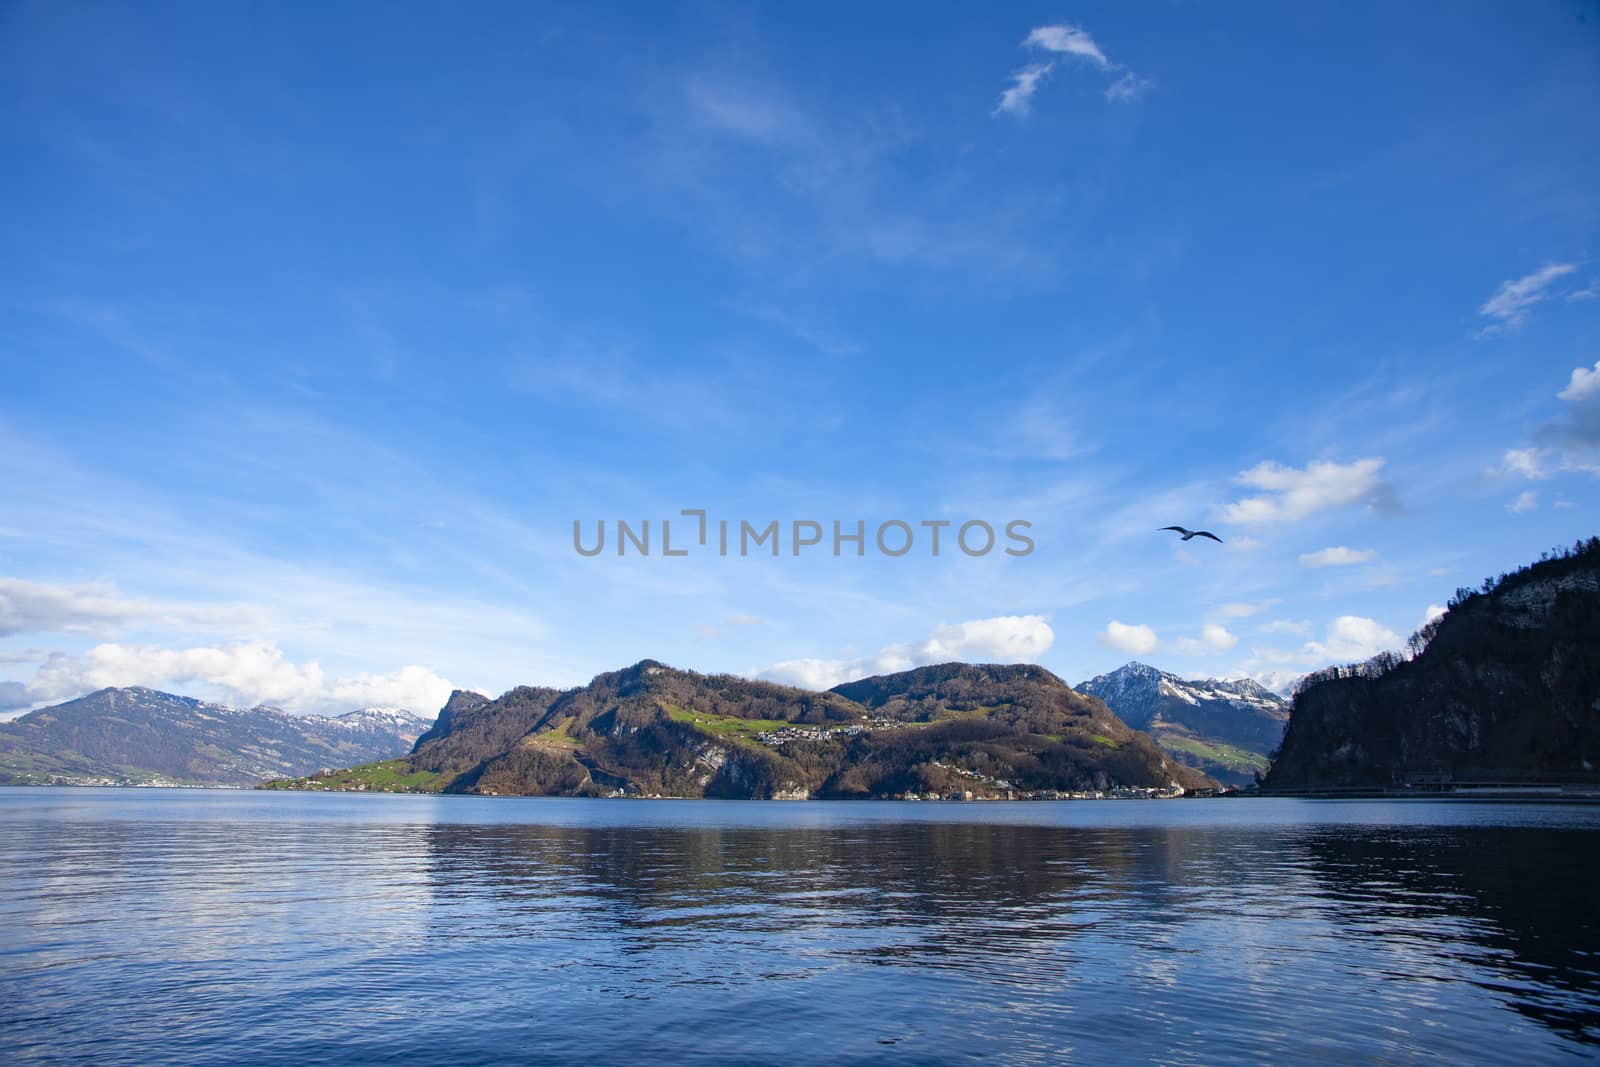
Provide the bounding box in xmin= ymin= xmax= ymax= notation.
xmin=1 ymin=790 xmax=1597 ymax=1064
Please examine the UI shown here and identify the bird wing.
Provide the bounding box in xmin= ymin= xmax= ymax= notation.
xmin=1194 ymin=531 xmax=1223 ymax=543
xmin=1158 ymin=526 xmax=1189 ymax=534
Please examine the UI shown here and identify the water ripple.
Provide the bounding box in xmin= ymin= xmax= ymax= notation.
xmin=1 ymin=791 xmax=1598 ymax=1064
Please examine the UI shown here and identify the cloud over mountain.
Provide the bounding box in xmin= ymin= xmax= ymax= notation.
xmin=757 ymin=614 xmax=1054 ymax=691
xmin=1176 ymin=623 xmax=1238 ymax=655
xmin=1097 ymin=620 xmax=1159 ymax=656
xmin=14 ymin=640 xmax=453 ymax=716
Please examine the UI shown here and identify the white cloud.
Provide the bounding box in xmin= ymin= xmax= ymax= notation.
xmin=1299 ymin=546 xmax=1378 ymax=568
xmin=1239 ymin=615 xmax=1403 ymax=682
xmin=1507 ymin=491 xmax=1538 ymax=514
xmin=1558 ymin=359 xmax=1600 ymax=404
xmin=19 ymin=640 xmax=453 ymax=715
xmin=1497 ymin=361 xmax=1600 ymax=484
xmin=1476 ymin=262 xmax=1577 ymax=335
xmin=1305 ymin=616 xmax=1402 ymax=663
xmin=1176 ymin=623 xmax=1238 ymax=655
xmin=1568 ymin=279 xmax=1600 ymax=302
xmin=1422 ymin=604 xmax=1447 ymax=626
xmin=918 ymin=615 xmax=1054 ymax=662
xmin=0 ymin=577 xmax=262 ymax=639
xmin=325 ymin=666 xmax=454 ymax=714
xmin=1221 ymin=458 xmax=1395 ymax=525
xmin=1096 ymin=620 xmax=1158 ymax=656
xmin=1212 ymin=600 xmax=1278 ymax=619
xmin=996 ymin=23 xmax=1144 ymax=117
xmin=1025 ymin=24 xmax=1112 ymax=68
xmin=995 ymin=63 xmax=1052 ymax=116
xmin=757 ymin=614 xmax=1055 ymax=691
xmin=1499 ymin=447 xmax=1551 ymax=480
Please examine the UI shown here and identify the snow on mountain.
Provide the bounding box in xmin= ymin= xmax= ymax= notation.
xmin=329 ymin=706 xmax=432 ymax=732
xmin=1075 ymin=662 xmax=1291 ymax=788
xmin=0 ymin=687 xmax=435 ymax=786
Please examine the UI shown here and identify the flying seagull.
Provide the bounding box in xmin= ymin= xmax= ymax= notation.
xmin=1160 ymin=526 xmax=1223 ymax=543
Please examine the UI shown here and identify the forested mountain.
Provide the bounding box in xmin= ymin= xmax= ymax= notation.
xmin=269 ymin=660 xmax=1216 ymax=798
xmin=0 ymin=688 xmax=431 ymax=786
xmin=1264 ymin=538 xmax=1600 ymax=792
xmin=1076 ymin=663 xmax=1289 ymax=786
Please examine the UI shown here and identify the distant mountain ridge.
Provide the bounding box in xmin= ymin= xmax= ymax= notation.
xmin=1265 ymin=538 xmax=1600 ymax=792
xmin=1076 ymin=662 xmax=1290 ymax=787
xmin=269 ymin=659 xmax=1217 ymax=798
xmin=0 ymin=687 xmax=432 ymax=786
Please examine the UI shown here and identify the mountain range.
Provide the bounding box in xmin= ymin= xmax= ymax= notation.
xmin=1076 ymin=663 xmax=1290 ymax=786
xmin=267 ymin=660 xmax=1218 ymax=798
xmin=0 ymin=687 xmax=432 ymax=786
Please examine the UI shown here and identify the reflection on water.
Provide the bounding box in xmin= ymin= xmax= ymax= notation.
xmin=1 ymin=792 xmax=1597 ymax=1064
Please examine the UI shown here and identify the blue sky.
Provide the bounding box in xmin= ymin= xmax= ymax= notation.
xmin=3 ymin=1 xmax=1598 ymax=716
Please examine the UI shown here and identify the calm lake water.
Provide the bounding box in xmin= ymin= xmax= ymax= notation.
xmin=1 ymin=790 xmax=1597 ymax=1065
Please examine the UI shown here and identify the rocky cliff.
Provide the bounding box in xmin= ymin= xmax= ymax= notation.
xmin=1264 ymin=538 xmax=1600 ymax=790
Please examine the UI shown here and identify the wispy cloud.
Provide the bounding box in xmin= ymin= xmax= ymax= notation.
xmin=1506 ymin=490 xmax=1538 ymax=514
xmin=1212 ymin=599 xmax=1278 ymax=620
xmin=655 ymin=73 xmax=1057 ymax=281
xmin=1298 ymin=546 xmax=1378 ymax=568
xmin=1476 ymin=262 xmax=1577 ymax=336
xmin=733 ymin=303 xmax=860 ymax=356
xmin=0 ymin=578 xmax=264 ymax=639
xmin=1025 ymin=25 xmax=1113 ymax=69
xmin=995 ymin=64 xmax=1053 ymax=117
xmin=1104 ymin=72 xmax=1153 ymax=102
xmin=685 ymin=76 xmax=818 ymax=150
xmin=699 ymin=612 xmax=765 ymax=640
xmin=994 ymin=23 xmax=1148 ymax=117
